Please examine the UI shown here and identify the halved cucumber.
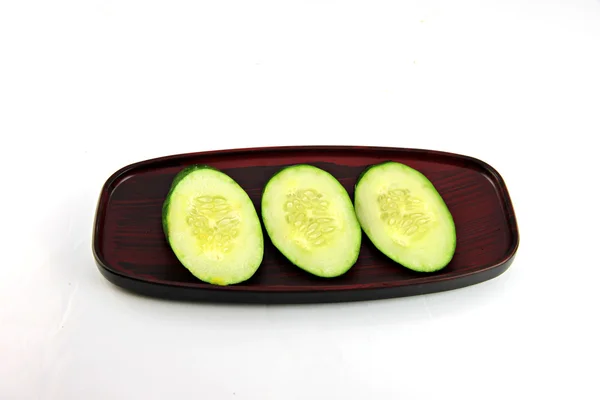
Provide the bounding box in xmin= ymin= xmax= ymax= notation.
xmin=261 ymin=164 xmax=361 ymax=278
xmin=354 ymin=161 xmax=456 ymax=273
xmin=162 ymin=165 xmax=264 ymax=285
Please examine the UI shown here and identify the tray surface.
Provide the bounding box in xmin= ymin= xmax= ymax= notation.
xmin=92 ymin=146 xmax=519 ymax=303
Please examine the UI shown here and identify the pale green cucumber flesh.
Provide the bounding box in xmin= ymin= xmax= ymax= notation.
xmin=354 ymin=161 xmax=456 ymax=273
xmin=162 ymin=165 xmax=264 ymax=285
xmin=261 ymin=164 xmax=361 ymax=278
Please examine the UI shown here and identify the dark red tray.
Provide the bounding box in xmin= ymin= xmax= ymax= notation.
xmin=92 ymin=146 xmax=519 ymax=304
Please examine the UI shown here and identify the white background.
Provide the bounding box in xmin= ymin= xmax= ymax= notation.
xmin=2 ymin=0 xmax=599 ymax=399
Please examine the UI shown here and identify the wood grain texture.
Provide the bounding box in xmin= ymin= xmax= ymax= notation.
xmin=92 ymin=146 xmax=519 ymax=304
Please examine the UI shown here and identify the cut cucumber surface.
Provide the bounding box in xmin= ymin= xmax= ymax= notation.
xmin=162 ymin=165 xmax=264 ymax=285
xmin=261 ymin=165 xmax=361 ymax=278
xmin=354 ymin=162 xmax=456 ymax=273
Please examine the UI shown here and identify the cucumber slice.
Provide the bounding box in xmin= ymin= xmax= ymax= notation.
xmin=162 ymin=165 xmax=264 ymax=285
xmin=354 ymin=161 xmax=456 ymax=273
xmin=261 ymin=164 xmax=361 ymax=278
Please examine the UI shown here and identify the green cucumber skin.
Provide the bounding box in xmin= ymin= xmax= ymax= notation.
xmin=261 ymin=164 xmax=361 ymax=279
xmin=354 ymin=161 xmax=456 ymax=273
xmin=258 ymin=163 xmax=310 ymax=199
xmin=161 ymin=164 xmax=264 ymax=286
xmin=162 ymin=164 xmax=218 ymax=242
xmin=353 ymin=160 xmax=394 ymax=193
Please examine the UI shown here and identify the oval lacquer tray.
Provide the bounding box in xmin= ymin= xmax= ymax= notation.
xmin=92 ymin=146 xmax=519 ymax=304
